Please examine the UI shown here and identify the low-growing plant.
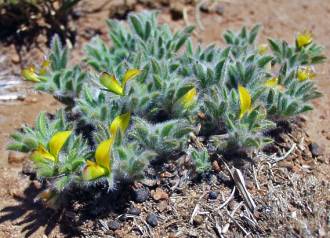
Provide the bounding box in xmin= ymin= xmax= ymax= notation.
xmin=10 ymin=11 xmax=326 ymax=207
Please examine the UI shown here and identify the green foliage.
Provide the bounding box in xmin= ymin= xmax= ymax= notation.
xmin=33 ymin=36 xmax=88 ymax=105
xmin=113 ymin=143 xmax=157 ymax=181
xmin=129 ymin=118 xmax=194 ymax=159
xmin=190 ymin=148 xmax=211 ymax=174
xmin=7 ymin=110 xmax=69 ymax=152
xmin=10 ymin=12 xmax=326 ymax=205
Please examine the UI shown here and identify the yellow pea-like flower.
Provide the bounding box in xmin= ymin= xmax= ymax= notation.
xmin=258 ymin=44 xmax=268 ymax=55
xmin=264 ymin=77 xmax=285 ymax=92
xmin=82 ymin=112 xmax=131 ymax=181
xmin=82 ymin=160 xmax=109 ymax=181
xmin=109 ymin=112 xmax=131 ymax=137
xmin=99 ymin=69 xmax=141 ymax=96
xmin=30 ymin=130 xmax=72 ymax=163
xmin=296 ymin=31 xmax=313 ymax=48
xmin=264 ymin=77 xmax=278 ymax=87
xmin=100 ymin=72 xmax=124 ymax=95
xmin=177 ymin=87 xmax=197 ymax=109
xmin=21 ymin=59 xmax=50 ymax=82
xmin=82 ymin=138 xmax=114 ymax=180
xmin=22 ymin=65 xmax=40 ymax=82
xmin=238 ymin=85 xmax=252 ymax=119
xmin=297 ymin=66 xmax=316 ymax=81
xmin=39 ymin=60 xmax=51 ymax=76
xmin=123 ymin=69 xmax=141 ymax=86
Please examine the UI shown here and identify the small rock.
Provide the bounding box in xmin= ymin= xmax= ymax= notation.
xmin=24 ymin=97 xmax=38 ymax=104
xmin=8 ymin=151 xmax=27 ymax=164
xmin=127 ymin=207 xmax=141 ymax=216
xmin=188 ymin=230 xmax=199 ymax=237
xmin=215 ymin=5 xmax=225 ymax=15
xmin=170 ymin=2 xmax=184 ymax=20
xmin=212 ymin=160 xmax=221 ymax=173
xmin=193 ymin=215 xmax=203 ymax=226
xmin=309 ymin=143 xmax=321 ymax=157
xmin=146 ymin=213 xmax=158 ymax=227
xmin=217 ymin=172 xmax=232 ymax=185
xmin=160 ymin=171 xmax=174 ymax=178
xmin=141 ymin=178 xmax=157 ymax=187
xmin=157 ymin=200 xmax=168 ymax=212
xmin=22 ymin=160 xmax=36 ymax=178
xmin=108 ymin=220 xmax=121 ymax=231
xmin=246 ymin=180 xmax=254 ymax=190
xmin=11 ymin=53 xmax=20 ymax=64
xmin=132 ymin=187 xmax=150 ymax=203
xmin=208 ymin=191 xmax=218 ymax=200
xmin=200 ymin=2 xmax=210 ymax=12
xmin=151 ymin=188 xmax=169 ymax=201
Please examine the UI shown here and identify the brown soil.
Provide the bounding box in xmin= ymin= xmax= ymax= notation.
xmin=0 ymin=0 xmax=329 ymax=237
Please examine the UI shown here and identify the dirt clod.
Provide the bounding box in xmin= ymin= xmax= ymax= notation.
xmin=108 ymin=220 xmax=121 ymax=230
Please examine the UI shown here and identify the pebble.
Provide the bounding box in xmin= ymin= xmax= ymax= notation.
xmin=151 ymin=188 xmax=169 ymax=201
xmin=215 ymin=5 xmax=225 ymax=15
xmin=141 ymin=178 xmax=157 ymax=187
xmin=217 ymin=172 xmax=232 ymax=185
xmin=212 ymin=160 xmax=221 ymax=173
xmin=309 ymin=143 xmax=320 ymax=157
xmin=157 ymin=200 xmax=168 ymax=212
xmin=200 ymin=2 xmax=210 ymax=12
xmin=8 ymin=151 xmax=27 ymax=164
xmin=146 ymin=213 xmax=158 ymax=227
xmin=170 ymin=2 xmax=184 ymax=20
xmin=127 ymin=207 xmax=141 ymax=216
xmin=193 ymin=215 xmax=203 ymax=226
xmin=11 ymin=53 xmax=20 ymax=64
xmin=108 ymin=220 xmax=121 ymax=231
xmin=132 ymin=187 xmax=150 ymax=203
xmin=208 ymin=191 xmax=218 ymax=200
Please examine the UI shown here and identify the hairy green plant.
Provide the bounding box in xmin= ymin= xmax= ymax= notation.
xmin=189 ymin=147 xmax=211 ymax=174
xmin=22 ymin=35 xmax=87 ymax=106
xmin=10 ymin=12 xmax=326 ymax=207
xmin=7 ymin=109 xmax=70 ymax=152
xmin=129 ymin=118 xmax=194 ymax=159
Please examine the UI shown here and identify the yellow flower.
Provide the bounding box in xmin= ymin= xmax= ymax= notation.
xmin=109 ymin=112 xmax=131 ymax=137
xmin=258 ymin=43 xmax=268 ymax=55
xmin=238 ymin=85 xmax=252 ymax=119
xmin=297 ymin=66 xmax=316 ymax=81
xmin=21 ymin=60 xmax=50 ymax=82
xmin=296 ymin=31 xmax=313 ymax=48
xmin=82 ymin=139 xmax=114 ymax=180
xmin=82 ymin=113 xmax=131 ymax=181
xmin=100 ymin=69 xmax=141 ymax=96
xmin=264 ymin=77 xmax=285 ymax=92
xmin=30 ymin=131 xmax=72 ymax=163
xmin=177 ymin=87 xmax=197 ymax=109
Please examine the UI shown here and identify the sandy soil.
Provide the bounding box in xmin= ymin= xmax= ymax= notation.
xmin=0 ymin=0 xmax=329 ymax=237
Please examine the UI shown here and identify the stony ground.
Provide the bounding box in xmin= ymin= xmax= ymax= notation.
xmin=0 ymin=0 xmax=329 ymax=237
